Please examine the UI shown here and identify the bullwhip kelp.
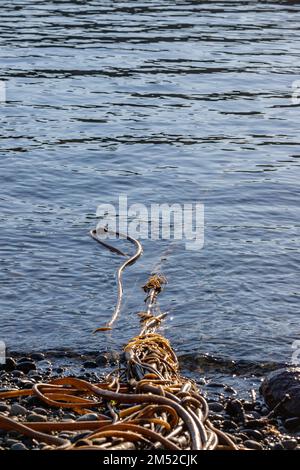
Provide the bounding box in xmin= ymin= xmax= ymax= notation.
xmin=0 ymin=228 xmax=241 ymax=450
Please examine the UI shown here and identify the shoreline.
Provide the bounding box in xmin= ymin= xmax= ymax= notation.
xmin=1 ymin=353 xmax=299 ymax=451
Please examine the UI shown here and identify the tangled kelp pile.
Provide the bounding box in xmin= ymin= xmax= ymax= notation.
xmin=0 ymin=229 xmax=240 ymax=450
xmin=0 ymin=273 xmax=239 ymax=450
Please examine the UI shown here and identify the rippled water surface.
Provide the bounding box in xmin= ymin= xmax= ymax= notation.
xmin=0 ymin=1 xmax=299 ymax=366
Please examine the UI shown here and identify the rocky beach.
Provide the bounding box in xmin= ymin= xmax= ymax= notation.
xmin=1 ymin=352 xmax=300 ymax=451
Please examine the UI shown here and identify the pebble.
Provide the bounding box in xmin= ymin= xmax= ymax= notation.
xmin=242 ymin=429 xmax=263 ymax=441
xmin=271 ymin=442 xmax=284 ymax=450
xmin=0 ymin=402 xmax=10 ymax=412
xmin=76 ymin=413 xmax=99 ymax=422
xmin=17 ymin=357 xmax=32 ymax=364
xmin=16 ymin=379 xmax=34 ymax=389
xmin=10 ymin=442 xmax=28 ymax=451
xmin=31 ymin=353 xmax=45 ymax=361
xmin=71 ymin=432 xmax=91 ymax=443
xmin=96 ymin=351 xmax=119 ymax=366
xmin=11 ymin=370 xmax=25 ymax=378
xmin=284 ymin=417 xmax=300 ymax=431
xmin=6 ymin=439 xmax=20 ymax=446
xmin=27 ymin=413 xmax=47 ymax=422
xmin=10 ymin=403 xmax=27 ymax=416
xmin=63 ymin=412 xmax=76 ymax=420
xmin=16 ymin=361 xmax=36 ymax=373
xmin=282 ymin=439 xmax=298 ymax=450
xmin=209 ymin=402 xmax=224 ymax=413
xmin=4 ymin=358 xmax=16 ymax=372
xmin=244 ymin=440 xmax=263 ymax=450
xmin=32 ymin=407 xmax=48 ymax=416
xmin=225 ymin=399 xmax=245 ymax=421
xmin=260 ymin=367 xmax=300 ymax=417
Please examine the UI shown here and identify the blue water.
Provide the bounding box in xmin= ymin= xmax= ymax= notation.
xmin=0 ymin=1 xmax=299 ymax=366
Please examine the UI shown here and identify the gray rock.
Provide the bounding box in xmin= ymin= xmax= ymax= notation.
xmin=32 ymin=407 xmax=48 ymax=416
xmin=284 ymin=417 xmax=300 ymax=431
xmin=6 ymin=439 xmax=19 ymax=446
xmin=76 ymin=413 xmax=99 ymax=422
xmin=30 ymin=353 xmax=45 ymax=361
xmin=16 ymin=361 xmax=36 ymax=373
xmin=3 ymin=358 xmax=16 ymax=372
xmin=0 ymin=402 xmax=10 ymax=413
xmin=282 ymin=439 xmax=298 ymax=450
xmin=27 ymin=413 xmax=47 ymax=422
xmin=244 ymin=440 xmax=263 ymax=450
xmin=10 ymin=403 xmax=27 ymax=416
xmin=11 ymin=442 xmax=28 ymax=450
xmin=96 ymin=350 xmax=119 ymax=366
xmin=260 ymin=367 xmax=300 ymax=417
xmin=209 ymin=402 xmax=224 ymax=413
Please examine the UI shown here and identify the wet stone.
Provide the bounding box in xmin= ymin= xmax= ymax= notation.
xmin=209 ymin=402 xmax=224 ymax=413
xmin=10 ymin=403 xmax=27 ymax=416
xmin=32 ymin=407 xmax=48 ymax=416
xmin=260 ymin=367 xmax=300 ymax=417
xmin=30 ymin=353 xmax=45 ymax=361
xmin=282 ymin=439 xmax=298 ymax=450
xmin=27 ymin=414 xmax=47 ymax=422
xmin=0 ymin=402 xmax=10 ymax=413
xmin=76 ymin=413 xmax=99 ymax=422
xmin=10 ymin=442 xmax=28 ymax=451
xmin=16 ymin=361 xmax=36 ymax=374
xmin=244 ymin=440 xmax=263 ymax=450
xmin=242 ymin=429 xmax=263 ymax=441
xmin=4 ymin=358 xmax=16 ymax=372
xmin=284 ymin=417 xmax=300 ymax=431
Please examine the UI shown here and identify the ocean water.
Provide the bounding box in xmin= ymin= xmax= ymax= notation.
xmin=0 ymin=1 xmax=299 ymax=369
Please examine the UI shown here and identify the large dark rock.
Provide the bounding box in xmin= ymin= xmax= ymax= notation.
xmin=260 ymin=367 xmax=300 ymax=417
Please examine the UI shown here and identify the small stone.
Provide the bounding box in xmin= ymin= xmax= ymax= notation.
xmin=4 ymin=358 xmax=16 ymax=372
xmin=27 ymin=413 xmax=47 ymax=422
xmin=6 ymin=439 xmax=19 ymax=446
xmin=71 ymin=432 xmax=91 ymax=443
xmin=25 ymin=396 xmax=44 ymax=407
xmin=32 ymin=407 xmax=48 ymax=416
xmin=17 ymin=357 xmax=31 ymax=363
xmin=0 ymin=402 xmax=10 ymax=412
xmin=10 ymin=442 xmax=28 ymax=451
xmin=17 ymin=379 xmax=34 ymax=389
xmin=76 ymin=413 xmax=99 ymax=422
xmin=246 ymin=411 xmax=262 ymax=420
xmin=244 ymin=440 xmax=263 ymax=450
xmin=225 ymin=399 xmax=245 ymax=421
xmin=11 ymin=370 xmax=24 ymax=378
xmin=96 ymin=351 xmax=119 ymax=367
xmin=242 ymin=429 xmax=263 ymax=441
xmin=270 ymin=442 xmax=284 ymax=450
xmin=16 ymin=361 xmax=36 ymax=373
xmin=284 ymin=417 xmax=300 ymax=431
xmin=10 ymin=403 xmax=27 ymax=416
xmin=83 ymin=361 xmax=97 ymax=369
xmin=260 ymin=367 xmax=300 ymax=417
xmin=63 ymin=412 xmax=76 ymax=420
xmin=31 ymin=353 xmax=45 ymax=361
xmin=282 ymin=439 xmax=298 ymax=450
xmin=209 ymin=402 xmax=224 ymax=413
xmin=74 ymin=439 xmax=92 ymax=447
